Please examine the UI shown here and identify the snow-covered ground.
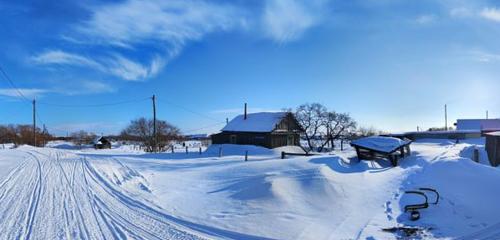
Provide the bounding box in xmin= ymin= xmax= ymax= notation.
xmin=0 ymin=138 xmax=499 ymax=239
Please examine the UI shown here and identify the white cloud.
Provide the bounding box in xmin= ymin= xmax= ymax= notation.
xmin=31 ymin=50 xmax=102 ymax=70
xmin=59 ymin=80 xmax=116 ymax=95
xmin=0 ymin=80 xmax=115 ymax=99
xmin=106 ymin=55 xmax=149 ymax=81
xmin=415 ymin=14 xmax=436 ymax=24
xmin=449 ymin=7 xmax=473 ymax=18
xmin=468 ymin=50 xmax=500 ymax=62
xmin=31 ymin=50 xmax=160 ymax=81
xmin=77 ymin=0 xmax=244 ymax=46
xmin=262 ymin=0 xmax=331 ymax=43
xmin=45 ymin=0 xmax=247 ymax=80
xmin=0 ymin=88 xmax=49 ymax=99
xmin=480 ymin=7 xmax=500 ymax=22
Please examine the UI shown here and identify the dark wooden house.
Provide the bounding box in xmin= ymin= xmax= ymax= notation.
xmin=485 ymin=132 xmax=500 ymax=167
xmin=211 ymin=111 xmax=303 ymax=149
xmin=93 ymin=136 xmax=112 ymax=149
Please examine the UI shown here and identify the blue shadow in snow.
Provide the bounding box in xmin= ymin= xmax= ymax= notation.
xmin=309 ymin=156 xmax=393 ymax=174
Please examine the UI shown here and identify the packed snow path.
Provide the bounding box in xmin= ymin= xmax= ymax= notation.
xmin=0 ymin=148 xmax=205 ymax=240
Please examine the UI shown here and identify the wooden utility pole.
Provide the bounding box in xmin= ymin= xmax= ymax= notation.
xmin=32 ymin=99 xmax=36 ymax=146
xmin=444 ymin=104 xmax=448 ymax=131
xmin=152 ymin=94 xmax=157 ymax=152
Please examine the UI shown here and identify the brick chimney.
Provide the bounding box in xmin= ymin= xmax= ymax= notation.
xmin=244 ymin=103 xmax=247 ymax=120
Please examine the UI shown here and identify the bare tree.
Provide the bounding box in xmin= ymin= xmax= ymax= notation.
xmin=295 ymin=103 xmax=327 ymax=151
xmin=121 ymin=117 xmax=180 ymax=152
xmin=0 ymin=124 xmax=53 ymax=147
xmin=357 ymin=126 xmax=385 ymax=137
xmin=317 ymin=112 xmax=357 ymax=152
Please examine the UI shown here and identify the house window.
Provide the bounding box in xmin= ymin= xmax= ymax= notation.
xmin=230 ymin=135 xmax=237 ymax=144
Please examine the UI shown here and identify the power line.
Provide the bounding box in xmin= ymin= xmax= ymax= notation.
xmin=156 ymin=97 xmax=221 ymax=122
xmin=182 ymin=121 xmax=226 ymax=134
xmin=0 ymin=65 xmax=31 ymax=102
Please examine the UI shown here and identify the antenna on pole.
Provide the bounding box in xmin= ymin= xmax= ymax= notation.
xmin=444 ymin=104 xmax=448 ymax=131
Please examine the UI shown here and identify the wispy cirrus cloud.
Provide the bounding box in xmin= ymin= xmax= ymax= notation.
xmin=75 ymin=0 xmax=246 ymax=48
xmin=262 ymin=0 xmax=332 ymax=43
xmin=31 ymin=0 xmax=333 ymax=82
xmin=480 ymin=7 xmax=500 ymax=22
xmin=467 ymin=50 xmax=500 ymax=62
xmin=0 ymin=88 xmax=49 ymax=99
xmin=31 ymin=50 xmax=159 ymax=81
xmin=31 ymin=0 xmax=248 ymax=82
xmin=0 ymin=80 xmax=115 ymax=100
xmin=415 ymin=14 xmax=436 ymax=24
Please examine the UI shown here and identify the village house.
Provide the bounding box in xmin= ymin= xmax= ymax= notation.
xmin=211 ymin=107 xmax=303 ymax=149
xmin=92 ymin=136 xmax=112 ymax=149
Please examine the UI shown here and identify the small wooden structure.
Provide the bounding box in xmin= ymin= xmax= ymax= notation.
xmin=485 ymin=132 xmax=500 ymax=167
xmin=211 ymin=106 xmax=303 ymax=149
xmin=93 ymin=136 xmax=111 ymax=149
xmin=351 ymin=136 xmax=412 ymax=166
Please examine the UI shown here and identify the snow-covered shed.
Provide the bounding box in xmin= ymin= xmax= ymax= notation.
xmin=350 ymin=136 xmax=412 ymax=166
xmin=92 ymin=136 xmax=111 ymax=149
xmin=211 ymin=111 xmax=303 ymax=149
xmin=456 ymin=119 xmax=500 ymax=133
xmin=485 ymin=132 xmax=500 ymax=167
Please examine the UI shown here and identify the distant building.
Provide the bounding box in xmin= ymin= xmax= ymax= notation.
xmin=92 ymin=136 xmax=111 ymax=149
xmin=455 ymin=119 xmax=500 ymax=133
xmin=184 ymin=134 xmax=211 ymax=146
xmin=211 ymin=111 xmax=303 ymax=149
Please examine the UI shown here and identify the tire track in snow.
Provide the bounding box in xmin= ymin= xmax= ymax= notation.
xmin=21 ymin=152 xmax=43 ymax=240
xmin=0 ymin=147 xmax=208 ymax=240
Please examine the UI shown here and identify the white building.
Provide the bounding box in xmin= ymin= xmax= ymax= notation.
xmin=455 ymin=119 xmax=500 ymax=132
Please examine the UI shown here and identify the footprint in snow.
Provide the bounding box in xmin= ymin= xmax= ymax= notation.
xmin=385 ymin=201 xmax=393 ymax=221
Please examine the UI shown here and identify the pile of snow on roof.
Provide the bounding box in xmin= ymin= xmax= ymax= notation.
xmin=222 ymin=112 xmax=287 ymax=133
xmin=351 ymin=136 xmax=411 ymax=153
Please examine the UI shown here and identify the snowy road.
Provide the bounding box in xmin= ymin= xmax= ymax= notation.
xmin=0 ymin=148 xmax=206 ymax=240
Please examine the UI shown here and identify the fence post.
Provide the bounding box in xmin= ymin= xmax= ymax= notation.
xmin=218 ymin=147 xmax=222 ymax=158
xmin=281 ymin=151 xmax=285 ymax=159
xmin=186 ymin=146 xmax=188 ymax=154
xmin=473 ymin=147 xmax=479 ymax=163
xmin=341 ymin=139 xmax=344 ymax=151
xmin=245 ymin=151 xmax=248 ymax=161
xmin=199 ymin=147 xmax=202 ymax=155
xmin=171 ymin=145 xmax=174 ymax=153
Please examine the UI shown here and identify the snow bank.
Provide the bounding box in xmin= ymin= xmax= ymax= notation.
xmin=273 ymin=146 xmax=306 ymax=154
xmin=205 ymin=144 xmax=275 ymax=156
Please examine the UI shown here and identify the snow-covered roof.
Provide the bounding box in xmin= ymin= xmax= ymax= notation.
xmin=351 ymin=136 xmax=411 ymax=153
xmin=485 ymin=131 xmax=500 ymax=137
xmin=92 ymin=136 xmax=107 ymax=145
xmin=222 ymin=112 xmax=288 ymax=133
xmin=456 ymin=119 xmax=500 ymax=131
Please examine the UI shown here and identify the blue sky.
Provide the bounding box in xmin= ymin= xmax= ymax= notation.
xmin=1 ymin=0 xmax=500 ymax=135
